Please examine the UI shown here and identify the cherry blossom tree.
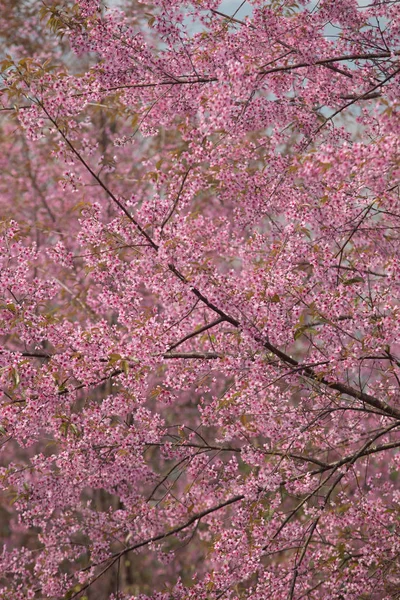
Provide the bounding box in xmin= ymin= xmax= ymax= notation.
xmin=1 ymin=0 xmax=400 ymax=598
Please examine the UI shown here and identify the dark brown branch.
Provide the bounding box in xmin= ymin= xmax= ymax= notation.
xmin=259 ymin=51 xmax=399 ymax=76
xmin=34 ymin=103 xmax=400 ymax=421
xmin=287 ymin=423 xmax=400 ymax=597
xmin=37 ymin=100 xmax=160 ymax=252
xmin=168 ymin=316 xmax=225 ymax=351
xmin=116 ymin=494 xmax=244 ymax=557
xmin=10 ymin=349 xmax=221 ymax=361
xmin=160 ymin=168 xmax=191 ymax=232
xmin=144 ymin=441 xmax=240 ymax=452
xmin=71 ymin=494 xmax=244 ymax=598
xmin=329 ymin=265 xmax=387 ymax=277
xmin=144 ymin=441 xmax=328 ymax=466
xmin=164 ymin=351 xmax=222 ymax=359
xmin=2 ymin=51 xmax=396 ymax=114
xmin=76 ymin=431 xmax=399 ymax=597
xmin=340 ymin=91 xmax=381 ymax=100
xmin=322 ymin=438 xmax=400 ymax=472
xmin=288 ymin=518 xmax=320 ymax=600
xmin=147 ymin=454 xmax=191 ymax=502
xmin=260 ymin=336 xmax=400 ymax=420
xmin=317 ymin=67 xmax=400 ymax=133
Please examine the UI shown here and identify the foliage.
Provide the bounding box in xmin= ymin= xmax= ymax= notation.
xmin=0 ymin=0 xmax=400 ymax=598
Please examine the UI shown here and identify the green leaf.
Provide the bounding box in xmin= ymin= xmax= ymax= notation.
xmin=64 ymin=585 xmax=82 ymax=600
xmin=109 ymin=352 xmax=122 ymax=364
xmin=342 ymin=276 xmax=365 ymax=286
xmin=11 ymin=367 xmax=20 ymax=387
xmin=121 ymin=359 xmax=129 ymax=376
xmin=70 ymin=424 xmax=80 ymax=437
xmin=145 ymin=13 xmax=156 ymax=27
xmin=294 ymin=325 xmax=318 ymax=340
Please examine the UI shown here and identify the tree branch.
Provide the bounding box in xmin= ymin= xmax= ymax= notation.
xmin=167 ymin=316 xmax=225 ymax=351
xmin=71 ymin=494 xmax=244 ymax=598
xmin=34 ymin=103 xmax=400 ymax=421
